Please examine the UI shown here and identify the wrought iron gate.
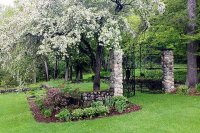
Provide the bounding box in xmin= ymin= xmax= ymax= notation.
xmin=122 ymin=52 xmax=136 ymax=97
xmin=122 ymin=44 xmax=165 ymax=96
xmin=139 ymin=45 xmax=163 ymax=93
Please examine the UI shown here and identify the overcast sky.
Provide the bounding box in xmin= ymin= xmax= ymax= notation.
xmin=0 ymin=0 xmax=14 ymax=6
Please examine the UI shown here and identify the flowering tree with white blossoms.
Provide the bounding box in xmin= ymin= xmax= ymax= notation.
xmin=0 ymin=0 xmax=122 ymax=88
xmin=0 ymin=0 xmax=164 ymax=89
xmin=33 ymin=1 xmax=124 ymax=90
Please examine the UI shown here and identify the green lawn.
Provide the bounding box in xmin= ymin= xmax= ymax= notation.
xmin=43 ymin=80 xmax=109 ymax=92
xmin=1 ymin=93 xmax=200 ymax=133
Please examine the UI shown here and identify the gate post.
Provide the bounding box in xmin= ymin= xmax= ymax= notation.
xmin=161 ymin=49 xmax=175 ymax=93
xmin=110 ymin=48 xmax=124 ymax=96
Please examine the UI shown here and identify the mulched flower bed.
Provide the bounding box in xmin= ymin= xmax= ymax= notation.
xmin=28 ymin=99 xmax=141 ymax=123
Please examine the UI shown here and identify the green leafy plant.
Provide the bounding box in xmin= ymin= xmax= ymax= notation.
xmin=115 ymin=100 xmax=128 ymax=113
xmin=176 ymin=85 xmax=188 ymax=95
xmin=61 ymin=83 xmax=72 ymax=93
xmin=111 ymin=96 xmax=128 ymax=113
xmin=83 ymin=107 xmax=96 ymax=118
xmin=112 ymin=96 xmax=128 ymax=103
xmin=61 ymin=84 xmax=81 ymax=98
xmin=55 ymin=109 xmax=71 ymax=121
xmin=91 ymin=101 xmax=103 ymax=107
xmin=42 ymin=108 xmax=52 ymax=118
xmin=28 ymin=88 xmax=46 ymax=98
xmin=95 ymin=106 xmax=109 ymax=115
xmin=71 ymin=109 xmax=84 ymax=120
xmin=35 ymin=98 xmax=44 ymax=109
xmin=104 ymin=98 xmax=114 ymax=108
xmin=69 ymin=88 xmax=81 ymax=98
xmin=196 ymin=83 xmax=200 ymax=92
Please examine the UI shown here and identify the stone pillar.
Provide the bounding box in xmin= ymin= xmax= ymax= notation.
xmin=110 ymin=49 xmax=123 ymax=96
xmin=161 ymin=49 xmax=175 ymax=93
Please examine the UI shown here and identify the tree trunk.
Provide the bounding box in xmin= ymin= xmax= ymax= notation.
xmin=32 ymin=62 xmax=37 ymax=83
xmin=91 ymin=60 xmax=96 ymax=73
xmin=43 ymin=59 xmax=49 ymax=81
xmin=93 ymin=45 xmax=103 ymax=91
xmin=33 ymin=71 xmax=37 ymax=84
xmin=197 ymin=55 xmax=200 ymax=73
xmin=197 ymin=42 xmax=200 ymax=74
xmin=75 ymin=63 xmax=80 ymax=81
xmin=54 ymin=56 xmax=59 ymax=80
xmin=69 ymin=65 xmax=73 ymax=81
xmin=80 ymin=37 xmax=96 ymax=73
xmin=186 ymin=0 xmax=198 ymax=93
xmin=65 ymin=57 xmax=69 ymax=81
xmin=80 ymin=65 xmax=83 ymax=80
xmin=103 ymin=57 xmax=109 ymax=71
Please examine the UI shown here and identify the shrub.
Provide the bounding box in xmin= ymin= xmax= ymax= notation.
xmin=55 ymin=109 xmax=71 ymax=121
xmin=68 ymin=88 xmax=81 ymax=98
xmin=104 ymin=98 xmax=114 ymax=108
xmin=83 ymin=107 xmax=96 ymax=118
xmin=42 ymin=108 xmax=52 ymax=118
xmin=0 ymin=72 xmax=18 ymax=88
xmin=71 ymin=109 xmax=84 ymax=119
xmin=61 ymin=83 xmax=72 ymax=93
xmin=41 ymin=88 xmax=73 ymax=111
xmin=35 ymin=98 xmax=44 ymax=109
xmin=111 ymin=96 xmax=128 ymax=113
xmin=115 ymin=100 xmax=128 ymax=113
xmin=47 ymin=88 xmax=60 ymax=99
xmin=112 ymin=96 xmax=128 ymax=103
xmin=37 ymin=87 xmax=82 ymax=112
xmin=61 ymin=83 xmax=81 ymax=98
xmin=53 ymin=93 xmax=71 ymax=108
xmin=91 ymin=101 xmax=103 ymax=107
xmin=196 ymin=83 xmax=200 ymax=92
xmin=95 ymin=106 xmax=109 ymax=115
xmin=40 ymin=88 xmax=61 ymax=109
xmin=43 ymin=97 xmax=55 ymax=109
xmin=176 ymin=85 xmax=188 ymax=95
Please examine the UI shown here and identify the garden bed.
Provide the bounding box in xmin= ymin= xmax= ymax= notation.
xmin=28 ymin=99 xmax=141 ymax=123
xmin=27 ymin=84 xmax=141 ymax=123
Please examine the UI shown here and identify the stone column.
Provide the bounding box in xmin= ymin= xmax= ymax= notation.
xmin=110 ymin=48 xmax=123 ymax=96
xmin=161 ymin=49 xmax=175 ymax=93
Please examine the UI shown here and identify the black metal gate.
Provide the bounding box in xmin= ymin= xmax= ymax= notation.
xmin=139 ymin=45 xmax=163 ymax=93
xmin=123 ymin=52 xmax=136 ymax=97
xmin=122 ymin=44 xmax=165 ymax=96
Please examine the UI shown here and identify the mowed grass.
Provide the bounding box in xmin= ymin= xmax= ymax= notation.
xmin=1 ymin=93 xmax=200 ymax=133
xmin=44 ymin=79 xmax=109 ymax=92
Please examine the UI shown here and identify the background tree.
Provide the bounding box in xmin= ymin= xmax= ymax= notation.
xmin=186 ymin=0 xmax=198 ymax=93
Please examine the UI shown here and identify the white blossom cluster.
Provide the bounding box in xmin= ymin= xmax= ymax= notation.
xmin=30 ymin=1 xmax=124 ymax=55
xmin=0 ymin=0 xmax=165 ymax=58
xmin=0 ymin=0 xmax=165 ymax=82
xmin=151 ymin=0 xmax=165 ymax=14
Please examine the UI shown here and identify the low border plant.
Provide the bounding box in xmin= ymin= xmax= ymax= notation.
xmin=176 ymin=85 xmax=188 ymax=95
xmin=83 ymin=107 xmax=96 ymax=118
xmin=41 ymin=108 xmax=52 ymax=118
xmin=196 ymin=83 xmax=200 ymax=92
xmin=71 ymin=109 xmax=84 ymax=120
xmin=55 ymin=109 xmax=71 ymax=121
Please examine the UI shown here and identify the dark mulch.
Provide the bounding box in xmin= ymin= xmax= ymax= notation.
xmin=28 ymin=100 xmax=141 ymax=123
xmin=190 ymin=92 xmax=200 ymax=96
xmin=29 ymin=100 xmax=59 ymax=123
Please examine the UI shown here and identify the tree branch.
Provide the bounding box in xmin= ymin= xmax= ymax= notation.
xmin=111 ymin=0 xmax=133 ymax=13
